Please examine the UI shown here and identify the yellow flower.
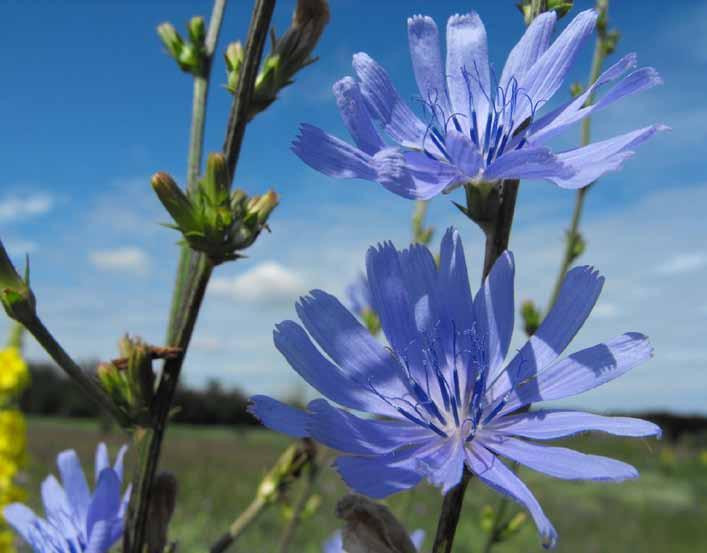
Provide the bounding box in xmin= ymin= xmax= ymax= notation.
xmin=0 ymin=348 xmax=29 ymax=396
xmin=0 ymin=412 xmax=26 ymax=463
xmin=0 ymin=529 xmax=16 ymax=553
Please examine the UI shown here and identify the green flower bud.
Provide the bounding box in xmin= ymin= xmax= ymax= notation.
xmin=247 ymin=190 xmax=279 ymax=226
xmin=178 ymin=43 xmax=203 ymax=75
xmin=521 ymin=300 xmax=542 ymax=336
xmin=225 ymin=42 xmax=244 ymax=94
xmin=201 ymin=153 xmax=230 ymax=206
xmin=187 ymin=16 xmax=206 ymax=48
xmin=0 ymin=239 xmax=36 ymax=323
xmin=570 ymin=81 xmax=584 ymax=98
xmin=257 ymin=440 xmax=315 ymax=504
xmin=567 ymin=230 xmax=586 ymax=263
xmin=152 ymin=172 xmax=197 ymax=231
xmin=157 ymin=23 xmax=184 ymax=60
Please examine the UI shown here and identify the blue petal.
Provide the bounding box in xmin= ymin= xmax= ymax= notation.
xmin=323 ymin=531 xmax=343 ymax=553
xmin=3 ymin=503 xmax=68 ymax=553
xmin=474 ymin=251 xmax=515 ymax=374
xmin=295 ymin=290 xmax=405 ymax=399
xmin=418 ymin=437 xmax=465 ymax=494
xmin=57 ymin=449 xmax=91 ymax=529
xmin=465 ymin=443 xmax=557 ymax=549
xmin=444 ymin=129 xmax=483 ymax=178
xmin=374 ymin=149 xmax=456 ymax=200
xmin=438 ymin=227 xmax=475 ymax=334
xmin=410 ymin=529 xmax=426 ymax=551
xmin=490 ymin=409 xmax=662 ymax=440
xmin=481 ymin=434 xmax=639 ymax=482
xmin=292 ymin=124 xmax=377 ymax=180
xmin=484 ymin=146 xmax=573 ymax=181
xmin=549 ymin=124 xmax=669 ymax=189
xmin=94 ymin=443 xmax=109 ymax=485
xmin=248 ymin=395 xmax=310 ymax=438
xmin=489 ymin=266 xmax=604 ymax=401
xmin=333 ymin=77 xmax=384 ymax=155
xmin=113 ymin=445 xmax=128 ymax=483
xmin=530 ymin=54 xmax=661 ymax=144
xmin=86 ymin=469 xmax=121 ymax=552
xmin=407 ymin=15 xmax=451 ymax=120
xmin=446 ymin=12 xmax=490 ymax=137
xmin=516 ymin=9 xmax=598 ymax=127
xmin=499 ymin=11 xmax=556 ymax=92
xmin=274 ymin=320 xmax=397 ymax=416
xmin=335 ymin=448 xmax=425 ymax=499
xmin=366 ymin=241 xmax=419 ymax=357
xmin=306 ymin=399 xmax=431 ymax=455
xmin=502 ymin=333 xmax=653 ymax=413
xmin=352 ymin=52 xmax=427 ymax=148
xmin=398 ymin=242 xmax=440 ymax=332
xmin=41 ymin=476 xmax=79 ymax=541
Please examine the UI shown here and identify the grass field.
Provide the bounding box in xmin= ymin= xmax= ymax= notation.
xmin=17 ymin=417 xmax=707 ymax=552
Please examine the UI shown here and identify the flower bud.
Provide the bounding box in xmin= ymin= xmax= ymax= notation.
xmin=521 ymin=300 xmax=542 ymax=336
xmin=187 ymin=16 xmax=206 ymax=47
xmin=152 ymin=172 xmax=196 ymax=232
xmin=224 ymin=42 xmax=244 ymax=94
xmin=337 ymin=494 xmax=419 ymax=553
xmin=157 ymin=23 xmax=183 ymax=60
xmin=256 ymin=440 xmax=315 ymax=504
xmin=201 ymin=153 xmax=230 ymax=206
xmin=0 ymin=239 xmax=36 ymax=323
xmin=247 ymin=190 xmax=279 ymax=226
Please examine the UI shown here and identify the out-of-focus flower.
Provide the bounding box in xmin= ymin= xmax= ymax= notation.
xmin=250 ymin=227 xmax=661 ymax=548
xmin=3 ymin=443 xmax=130 ymax=553
xmin=293 ymin=9 xmax=665 ymax=200
xmin=323 ymin=528 xmax=425 ymax=553
xmin=0 ymin=348 xmax=29 ymax=397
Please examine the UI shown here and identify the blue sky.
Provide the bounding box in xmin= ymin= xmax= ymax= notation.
xmin=1 ymin=0 xmax=706 ymax=414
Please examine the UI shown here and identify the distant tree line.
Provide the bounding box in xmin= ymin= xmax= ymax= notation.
xmin=20 ymin=362 xmax=707 ymax=439
xmin=21 ymin=362 xmax=259 ymax=426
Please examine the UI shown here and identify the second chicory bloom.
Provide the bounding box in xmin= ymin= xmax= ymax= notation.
xmin=250 ymin=228 xmax=661 ymax=548
xmin=3 ymin=443 xmax=130 ymax=553
xmin=293 ymin=9 xmax=665 ymax=199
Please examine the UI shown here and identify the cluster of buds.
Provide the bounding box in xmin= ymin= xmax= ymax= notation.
xmin=518 ymin=0 xmax=574 ymax=24
xmin=256 ymin=440 xmax=316 ymax=505
xmin=97 ymin=336 xmax=179 ymax=424
xmin=226 ymin=0 xmax=330 ymax=120
xmin=152 ymin=153 xmax=279 ymax=264
xmin=0 ymin=240 xmax=36 ymax=324
xmin=157 ymin=16 xmax=207 ymax=76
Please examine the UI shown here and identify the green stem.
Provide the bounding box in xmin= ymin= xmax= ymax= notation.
xmin=20 ymin=312 xmax=130 ymax=427
xmin=481 ymin=494 xmax=511 ymax=553
xmin=278 ymin=460 xmax=319 ymax=553
xmin=167 ymin=0 xmax=227 ymax=341
xmin=546 ymin=1 xmax=609 ymax=312
xmin=209 ymin=496 xmax=268 ymax=553
xmin=124 ymin=2 xmax=276 ymax=551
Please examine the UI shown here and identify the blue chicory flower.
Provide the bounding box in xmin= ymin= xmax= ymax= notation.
xmin=3 ymin=443 xmax=130 ymax=553
xmin=292 ymin=9 xmax=665 ymax=199
xmin=250 ymin=228 xmax=661 ymax=548
xmin=323 ymin=529 xmax=425 ymax=552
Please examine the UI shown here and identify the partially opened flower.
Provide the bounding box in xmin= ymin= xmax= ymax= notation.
xmin=3 ymin=443 xmax=130 ymax=553
xmin=292 ymin=9 xmax=665 ymax=199
xmin=250 ymin=228 xmax=661 ymax=548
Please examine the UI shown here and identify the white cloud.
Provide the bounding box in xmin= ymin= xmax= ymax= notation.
xmin=655 ymin=252 xmax=707 ymax=276
xmin=209 ymin=261 xmax=306 ymax=304
xmin=0 ymin=194 xmax=53 ymax=222
xmin=89 ymin=247 xmax=151 ymax=275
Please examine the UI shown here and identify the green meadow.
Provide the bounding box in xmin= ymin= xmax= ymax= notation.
xmin=20 ymin=417 xmax=707 ymax=553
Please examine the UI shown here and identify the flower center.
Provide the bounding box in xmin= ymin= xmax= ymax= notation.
xmin=418 ymin=68 xmax=542 ymax=172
